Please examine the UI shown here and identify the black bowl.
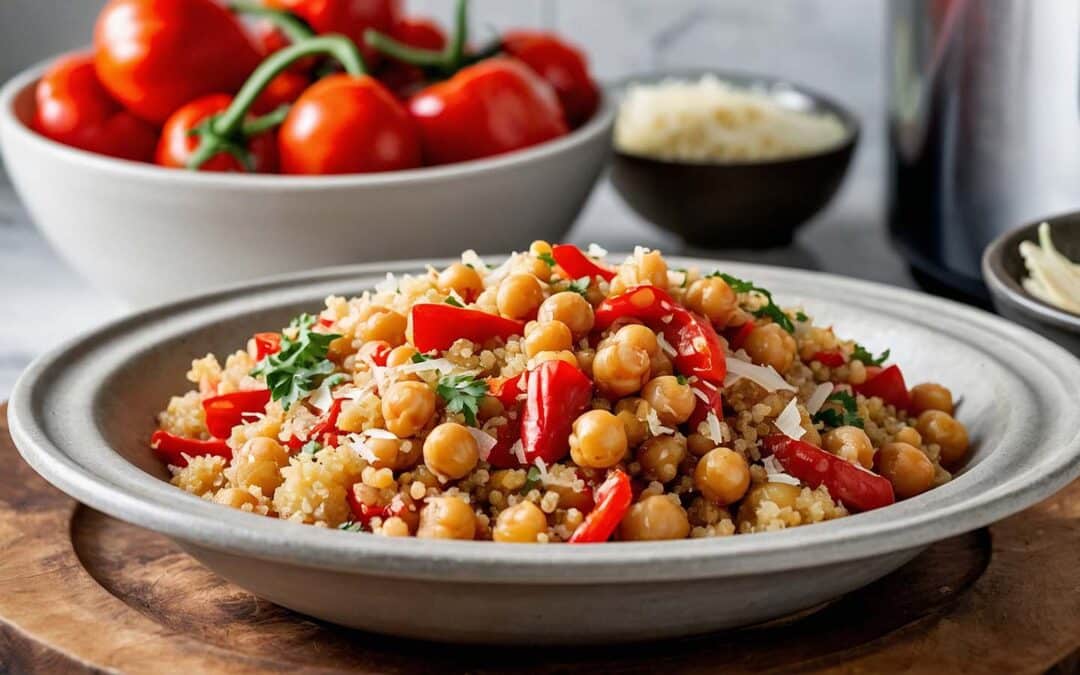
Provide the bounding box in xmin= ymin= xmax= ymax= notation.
xmin=609 ymin=70 xmax=859 ymax=249
xmin=982 ymin=213 xmax=1080 ymax=355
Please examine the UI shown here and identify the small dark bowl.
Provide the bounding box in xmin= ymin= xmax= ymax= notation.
xmin=982 ymin=213 xmax=1080 ymax=355
xmin=609 ymin=70 xmax=859 ymax=249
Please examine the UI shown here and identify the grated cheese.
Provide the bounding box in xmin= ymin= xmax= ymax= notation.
xmin=364 ymin=428 xmax=398 ymax=440
xmin=724 ymin=357 xmax=796 ymax=392
xmin=705 ymin=411 xmax=724 ymax=444
xmin=586 ymin=243 xmax=609 ymax=259
xmin=374 ymin=272 xmax=398 ymax=294
xmin=656 ymin=332 xmax=677 ymax=357
xmin=646 ymin=406 xmax=675 ymax=437
xmin=395 ymin=357 xmax=457 ymax=375
xmin=805 ymin=382 xmax=834 ymax=415
xmin=511 ymin=439 xmax=527 ymax=464
xmin=461 ymin=249 xmax=489 ymax=272
xmin=774 ymin=398 xmax=805 ymax=440
xmin=762 ymin=455 xmax=802 ymax=486
xmin=467 ymin=427 xmax=497 ymax=460
xmin=692 ymin=387 xmax=710 ymax=403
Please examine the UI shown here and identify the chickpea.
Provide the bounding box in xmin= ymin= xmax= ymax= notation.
xmin=360 ymin=310 xmax=407 ymax=346
xmin=416 ymin=497 xmax=476 ymax=539
xmin=237 ymin=436 xmax=288 ymax=466
xmin=385 ymin=344 xmax=418 ymax=368
xmin=363 ymin=437 xmax=405 ymax=470
xmin=637 ymin=250 xmax=668 ymax=288
xmin=916 ymin=410 xmax=970 ymax=467
xmin=524 ymin=320 xmax=573 ymax=357
xmin=537 ymin=292 xmax=595 ymax=339
xmin=493 ymin=501 xmax=548 ymax=543
xmin=529 ymin=240 xmax=553 ymax=257
xmin=592 ymin=342 xmax=651 ymax=398
xmin=569 ymin=410 xmax=628 ymax=469
xmin=694 ymin=447 xmax=750 ymax=505
xmin=496 ymin=273 xmax=544 ymax=320
xmin=910 ymin=382 xmax=955 ymax=415
xmin=875 ymin=442 xmax=935 ymax=499
xmin=379 ymin=516 xmax=411 ymax=537
xmin=736 ymin=482 xmax=802 ymax=527
xmin=613 ymin=324 xmax=659 ymax=357
xmin=684 ymin=277 xmax=737 ymax=326
xmin=531 ymin=350 xmax=578 ymax=368
xmin=233 ymin=458 xmax=282 ymax=497
xmin=637 ymin=435 xmax=687 ymax=483
xmin=575 ymin=347 xmax=596 ymax=378
xmin=214 ymin=487 xmax=258 ymax=509
xmin=822 ymin=426 xmax=875 ymax=469
xmin=743 ymin=323 xmax=796 ymax=373
xmin=423 ymin=423 xmax=480 ymax=480
xmin=437 ymin=262 xmax=483 ymax=301
xmin=477 ymin=395 xmax=505 ymax=422
xmin=895 ymin=426 xmax=922 ymax=447
xmin=545 ymin=481 xmax=594 ymax=511
xmin=686 ymin=433 xmax=715 ymax=457
xmin=619 ymin=495 xmax=690 ymax=541
xmin=649 ymin=350 xmax=674 ymax=379
xmin=642 ymin=375 xmax=696 ymax=426
xmin=381 ymin=381 xmax=436 ymax=437
xmin=614 ymin=397 xmax=650 ymax=447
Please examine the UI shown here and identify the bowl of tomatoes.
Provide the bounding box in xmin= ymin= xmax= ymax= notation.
xmin=0 ymin=0 xmax=612 ymax=306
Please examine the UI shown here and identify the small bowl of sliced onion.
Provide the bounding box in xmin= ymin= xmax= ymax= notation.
xmin=983 ymin=213 xmax=1080 ymax=355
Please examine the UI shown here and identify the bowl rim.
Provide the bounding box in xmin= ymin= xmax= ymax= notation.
xmin=10 ymin=256 xmax=1080 ymax=585
xmin=982 ymin=212 xmax=1080 ymax=332
xmin=605 ymin=67 xmax=861 ymax=168
xmin=0 ymin=56 xmax=616 ymax=189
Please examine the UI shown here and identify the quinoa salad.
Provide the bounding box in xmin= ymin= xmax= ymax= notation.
xmin=153 ymin=244 xmax=971 ymax=543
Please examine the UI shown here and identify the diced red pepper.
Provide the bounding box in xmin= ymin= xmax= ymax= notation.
xmin=202 ymin=389 xmax=272 ymax=439
xmin=762 ymin=434 xmax=895 ymax=512
xmin=358 ymin=340 xmax=392 ymax=367
xmin=346 ymin=486 xmax=414 ymax=529
xmin=687 ymin=381 xmax=723 ymax=431
xmin=286 ymin=398 xmax=345 ymax=451
xmin=725 ymin=321 xmax=755 ymax=351
xmin=150 ymin=429 xmax=232 ymax=467
xmin=520 ymin=359 xmax=594 ymax=464
xmin=551 ymin=243 xmax=615 ymax=281
xmin=318 ymin=315 xmax=335 ymax=327
xmin=251 ymin=332 xmax=282 ymax=361
xmin=487 ymin=374 xmax=524 ymax=408
xmin=410 ymin=303 xmax=525 ymax=353
xmin=568 ymin=469 xmax=632 ymax=543
xmin=483 ymin=421 xmax=522 ymax=469
xmin=810 ymin=350 xmax=846 ymax=368
xmin=854 ymin=364 xmax=911 ymax=410
xmin=594 ymin=285 xmax=675 ymax=331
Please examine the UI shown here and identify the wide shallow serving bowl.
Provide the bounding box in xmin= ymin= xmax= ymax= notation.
xmin=609 ymin=70 xmax=858 ymax=248
xmin=983 ymin=213 xmax=1080 ymax=355
xmin=0 ymin=60 xmax=614 ymax=307
xmin=10 ymin=257 xmax=1080 ymax=644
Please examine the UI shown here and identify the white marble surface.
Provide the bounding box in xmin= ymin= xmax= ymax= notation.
xmin=0 ymin=0 xmax=910 ymax=398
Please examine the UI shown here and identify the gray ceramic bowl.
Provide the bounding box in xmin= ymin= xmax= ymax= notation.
xmin=609 ymin=70 xmax=859 ymax=248
xmin=10 ymin=257 xmax=1080 ymax=644
xmin=0 ymin=60 xmax=614 ymax=307
xmin=983 ymin=214 xmax=1080 ymax=355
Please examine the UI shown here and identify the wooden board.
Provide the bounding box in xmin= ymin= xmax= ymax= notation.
xmin=0 ymin=401 xmax=1078 ymax=674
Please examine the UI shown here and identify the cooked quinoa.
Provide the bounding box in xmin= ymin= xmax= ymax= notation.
xmin=155 ymin=244 xmax=971 ymax=543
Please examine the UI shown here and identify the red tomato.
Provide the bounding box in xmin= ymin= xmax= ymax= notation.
xmin=32 ymin=53 xmax=158 ymax=161
xmin=377 ymin=16 xmax=447 ymax=97
xmin=251 ymin=20 xmax=317 ymax=74
xmin=502 ymin=30 xmax=599 ymax=128
xmin=252 ymin=70 xmax=311 ymax=114
xmin=265 ymin=0 xmax=401 ymax=66
xmin=278 ymin=73 xmax=421 ymax=174
xmin=407 ymin=57 xmax=567 ymax=165
xmin=155 ymin=94 xmax=278 ymax=173
xmin=93 ymin=0 xmax=262 ymax=124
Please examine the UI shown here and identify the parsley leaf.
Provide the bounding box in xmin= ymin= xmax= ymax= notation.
xmin=796 ymin=311 xmax=809 ymax=322
xmin=537 ymin=251 xmax=557 ymax=268
xmin=812 ymin=391 xmax=864 ymax=429
xmin=338 ymin=520 xmax=365 ymax=532
xmin=436 ymin=373 xmax=488 ymax=426
xmin=250 ymin=314 xmax=341 ymax=411
xmin=300 ymin=440 xmax=323 ymax=456
xmin=567 ymin=276 xmax=591 ymax=297
xmin=411 ymin=352 xmax=432 ymax=364
xmin=444 ymin=295 xmax=464 ymax=308
xmin=521 ymin=465 xmax=542 ymax=494
xmin=711 ymin=272 xmax=795 ymax=334
xmin=676 ymin=374 xmax=688 ymax=386
xmin=851 ymin=343 xmax=890 ymax=366
xmin=672 ymin=268 xmax=690 ymax=288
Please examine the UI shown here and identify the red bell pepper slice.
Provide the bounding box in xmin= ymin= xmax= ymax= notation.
xmin=594 ymin=285 xmax=676 ymax=331
xmin=854 ymin=364 xmax=911 ymax=410
xmin=568 ymin=469 xmax=632 ymax=543
xmin=346 ymin=487 xmax=414 ymax=530
xmin=487 ymin=374 xmax=525 ymax=408
xmin=285 ymin=398 xmax=345 ymax=451
xmin=150 ymin=430 xmax=232 ymax=467
xmin=687 ymin=381 xmax=723 ymax=432
xmin=810 ymin=350 xmax=846 ymax=368
xmin=411 ymin=303 xmax=525 ymax=353
xmin=484 ymin=421 xmax=523 ymax=469
xmin=762 ymin=434 xmax=895 ymax=512
xmin=725 ymin=321 xmax=755 ymax=351
xmin=202 ymin=389 xmax=272 ymax=439
xmin=520 ymin=359 xmax=594 ymax=464
xmin=358 ymin=340 xmax=392 ymax=367
xmin=552 ymin=243 xmax=615 ymax=281
xmin=251 ymin=332 xmax=282 ymax=360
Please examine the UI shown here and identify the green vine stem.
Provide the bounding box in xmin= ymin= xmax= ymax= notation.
xmin=187 ymin=35 xmax=366 ymax=170
xmin=364 ymin=0 xmax=470 ymax=76
xmin=229 ymin=1 xmax=314 ymax=43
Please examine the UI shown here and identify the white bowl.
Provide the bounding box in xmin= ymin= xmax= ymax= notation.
xmin=9 ymin=257 xmax=1080 ymax=644
xmin=0 ymin=61 xmax=614 ymax=306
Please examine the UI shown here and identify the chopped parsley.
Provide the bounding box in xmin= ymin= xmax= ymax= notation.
xmin=796 ymin=311 xmax=809 ymax=322
xmin=521 ymin=465 xmax=542 ymax=493
xmin=338 ymin=520 xmax=365 ymax=532
xmin=300 ymin=440 xmax=323 ymax=456
xmin=250 ymin=314 xmax=341 ymax=410
xmin=851 ymin=343 xmax=890 ymax=366
xmin=444 ymin=295 xmax=464 ymax=308
xmin=435 ymin=373 xmax=488 ymax=426
xmin=712 ymin=272 xmax=795 ymax=334
xmin=537 ymin=251 xmax=557 ymax=268
xmin=676 ymin=374 xmax=689 ymax=386
xmin=411 ymin=352 xmax=432 ymax=364
xmin=672 ymin=268 xmax=690 ymax=288
xmin=812 ymin=391 xmax=864 ymax=429
xmin=567 ymin=276 xmax=591 ymax=297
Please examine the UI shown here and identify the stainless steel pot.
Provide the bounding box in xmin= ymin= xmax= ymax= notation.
xmin=888 ymin=0 xmax=1080 ymax=302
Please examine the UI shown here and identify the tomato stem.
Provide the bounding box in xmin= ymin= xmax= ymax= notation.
xmin=364 ymin=0 xmax=470 ymax=75
xmin=187 ymin=35 xmax=366 ymax=170
xmin=228 ymin=1 xmax=314 ymax=43
xmin=242 ymin=105 xmax=290 ymax=136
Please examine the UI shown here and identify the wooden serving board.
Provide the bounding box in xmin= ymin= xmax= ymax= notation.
xmin=1 ymin=402 xmax=1078 ymax=675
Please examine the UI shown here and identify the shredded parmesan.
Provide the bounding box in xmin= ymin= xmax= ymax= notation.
xmin=364 ymin=428 xmax=398 ymax=440
xmin=395 ymin=357 xmax=457 ymax=375
xmin=511 ymin=439 xmax=526 ymax=464
xmin=724 ymin=357 xmax=796 ymax=392
xmin=374 ymin=272 xmax=398 ymax=294
xmin=705 ymin=411 xmax=724 ymax=444
xmin=762 ymin=455 xmax=802 ymax=486
xmin=347 ymin=435 xmax=379 ymax=462
xmin=692 ymin=387 xmax=710 ymax=403
xmin=586 ymin=243 xmax=609 ymax=259
xmin=467 ymin=427 xmax=497 ymax=460
xmin=461 ymin=249 xmax=489 ymax=272
xmin=309 ymin=378 xmax=338 ymax=413
xmin=656 ymin=332 xmax=677 ymax=357
xmin=340 ymin=382 xmax=376 ymax=401
xmin=774 ymin=398 xmax=805 ymax=440
xmin=646 ymin=407 xmax=675 ymax=437
xmin=805 ymin=382 xmax=834 ymax=415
